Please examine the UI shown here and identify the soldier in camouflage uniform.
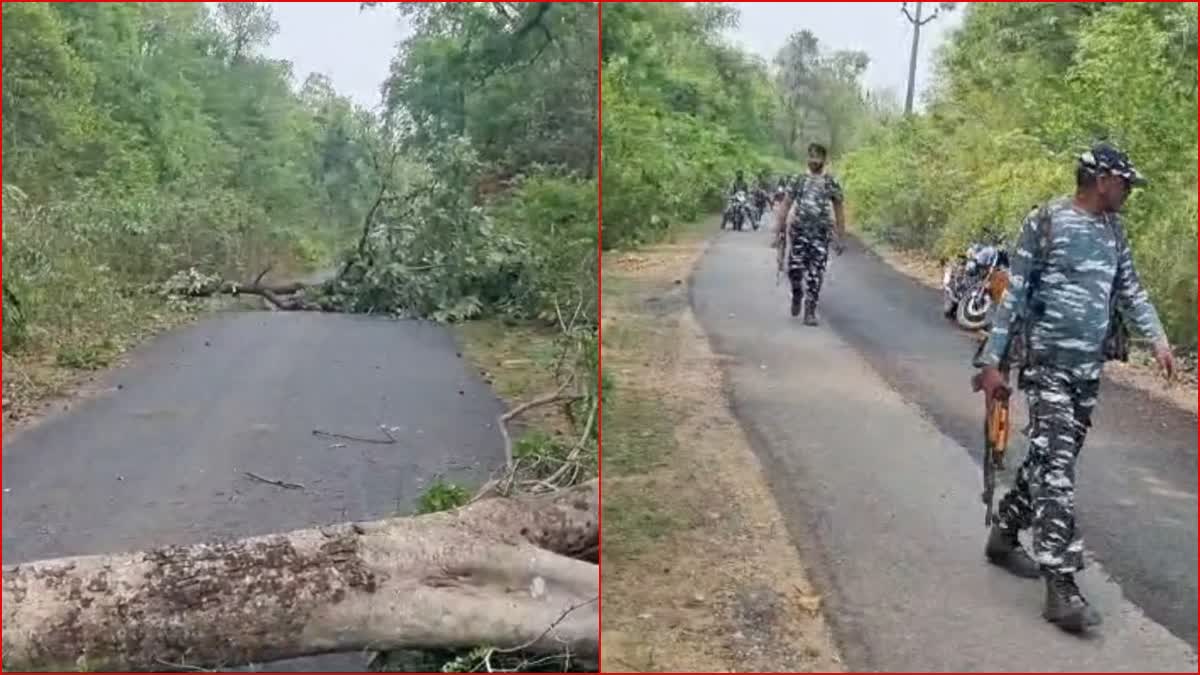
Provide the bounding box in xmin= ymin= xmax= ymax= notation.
xmin=975 ymin=142 xmax=1176 ymax=633
xmin=773 ymin=143 xmax=845 ymax=325
xmin=720 ymin=170 xmax=751 ymax=230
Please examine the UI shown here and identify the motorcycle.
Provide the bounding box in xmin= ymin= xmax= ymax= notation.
xmin=727 ymin=190 xmax=753 ymax=232
xmin=942 ymin=242 xmax=1010 ymax=331
xmin=751 ymin=188 xmax=770 ymax=230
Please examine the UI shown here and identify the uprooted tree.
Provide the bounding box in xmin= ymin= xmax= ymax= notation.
xmin=2 ymin=481 xmax=598 ymax=672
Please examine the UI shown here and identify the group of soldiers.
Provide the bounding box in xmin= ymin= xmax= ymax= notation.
xmin=730 ymin=140 xmax=1176 ymax=633
xmin=722 ymin=143 xmax=844 ymax=325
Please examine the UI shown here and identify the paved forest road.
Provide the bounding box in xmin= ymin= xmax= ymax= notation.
xmin=2 ymin=311 xmax=507 ymax=671
xmin=691 ymin=229 xmax=1197 ymax=671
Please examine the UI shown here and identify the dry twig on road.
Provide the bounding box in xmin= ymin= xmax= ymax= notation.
xmin=242 ymin=471 xmax=305 ymax=490
xmin=312 ymin=426 xmax=398 ymax=445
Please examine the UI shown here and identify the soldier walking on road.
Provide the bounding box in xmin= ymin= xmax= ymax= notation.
xmin=974 ymin=142 xmax=1176 ymax=633
xmin=773 ymin=143 xmax=846 ymax=325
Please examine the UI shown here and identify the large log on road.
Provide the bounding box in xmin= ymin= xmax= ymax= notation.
xmin=2 ymin=482 xmax=598 ymax=671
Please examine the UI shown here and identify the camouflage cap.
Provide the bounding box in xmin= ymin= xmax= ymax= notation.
xmin=1079 ymin=142 xmax=1147 ymax=186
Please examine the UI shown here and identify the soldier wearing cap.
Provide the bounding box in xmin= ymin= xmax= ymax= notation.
xmin=773 ymin=142 xmax=846 ymax=325
xmin=974 ymin=142 xmax=1176 ymax=632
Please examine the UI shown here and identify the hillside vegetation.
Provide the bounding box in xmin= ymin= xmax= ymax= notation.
xmin=841 ymin=3 xmax=1197 ymax=345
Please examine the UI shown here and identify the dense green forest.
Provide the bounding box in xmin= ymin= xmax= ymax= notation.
xmin=3 ymin=2 xmax=598 ymax=403
xmin=842 ymin=2 xmax=1197 ymax=345
xmin=602 ymin=2 xmax=1194 ymax=347
xmin=3 ymin=2 xmax=377 ymax=359
xmin=601 ymin=3 xmax=884 ymax=249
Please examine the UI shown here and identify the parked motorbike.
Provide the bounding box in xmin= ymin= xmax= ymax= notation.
xmin=942 ymin=242 xmax=1010 ymax=331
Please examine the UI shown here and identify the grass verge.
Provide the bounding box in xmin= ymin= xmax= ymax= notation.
xmin=601 ymin=218 xmax=843 ymax=672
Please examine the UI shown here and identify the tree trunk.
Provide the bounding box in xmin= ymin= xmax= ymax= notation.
xmin=2 ymin=482 xmax=598 ymax=672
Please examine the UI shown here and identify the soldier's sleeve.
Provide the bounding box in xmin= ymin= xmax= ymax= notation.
xmin=828 ymin=175 xmax=844 ymax=204
xmin=977 ymin=211 xmax=1039 ymax=368
xmin=1112 ymin=222 xmax=1166 ymax=341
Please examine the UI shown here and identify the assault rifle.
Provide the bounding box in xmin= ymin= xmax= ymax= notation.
xmin=774 ymin=219 xmax=790 ymax=286
xmin=970 ymin=350 xmax=1011 ymax=527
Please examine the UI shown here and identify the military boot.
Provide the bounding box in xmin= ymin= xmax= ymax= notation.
xmin=1043 ymin=572 xmax=1102 ymax=632
xmin=790 ymin=288 xmax=803 ymax=317
xmin=984 ymin=524 xmax=1040 ymax=579
xmin=803 ymin=302 xmax=819 ymax=326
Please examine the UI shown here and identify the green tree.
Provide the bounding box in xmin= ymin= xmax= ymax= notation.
xmin=843 ymin=1 xmax=1197 ymax=344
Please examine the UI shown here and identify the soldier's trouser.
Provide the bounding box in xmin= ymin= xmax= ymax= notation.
xmin=996 ymin=366 xmax=1099 ymax=574
xmin=787 ymin=231 xmax=829 ymax=306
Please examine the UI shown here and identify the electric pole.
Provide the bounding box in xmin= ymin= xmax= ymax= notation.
xmin=901 ymin=2 xmax=944 ymax=115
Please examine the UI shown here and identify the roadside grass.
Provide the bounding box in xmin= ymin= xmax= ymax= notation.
xmin=599 ymin=218 xmax=711 ymax=564
xmin=600 ymin=216 xmax=843 ymax=672
xmin=2 ymin=298 xmax=200 ymax=430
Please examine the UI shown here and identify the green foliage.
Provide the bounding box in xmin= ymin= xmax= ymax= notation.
xmin=415 ymin=478 xmax=470 ymax=515
xmin=304 ymin=3 xmax=598 ymax=331
xmin=385 ymin=2 xmax=598 ymax=177
xmin=488 ymin=173 xmax=598 ymax=324
xmin=4 ymin=0 xmax=599 ymax=374
xmin=843 ymin=2 xmax=1197 ymax=345
xmin=317 ymin=139 xmax=597 ymax=328
xmin=601 ymin=3 xmax=861 ymax=250
xmin=2 ymin=2 xmax=378 ymax=364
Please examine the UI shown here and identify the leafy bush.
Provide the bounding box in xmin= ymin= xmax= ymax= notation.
xmin=416 ymin=478 xmax=471 ymax=515
xmin=841 ymin=2 xmax=1196 ymax=345
xmin=602 ymin=63 xmax=797 ymax=251
xmin=1 ymin=2 xmax=373 ymax=362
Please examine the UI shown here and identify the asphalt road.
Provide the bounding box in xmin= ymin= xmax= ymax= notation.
xmin=690 ymin=229 xmax=1198 ymax=671
xmin=2 ymin=310 xmax=508 ymax=671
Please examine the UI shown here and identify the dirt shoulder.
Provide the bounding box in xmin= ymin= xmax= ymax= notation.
xmin=855 ymin=232 xmax=1197 ymax=415
xmin=600 ymin=223 xmax=843 ymax=672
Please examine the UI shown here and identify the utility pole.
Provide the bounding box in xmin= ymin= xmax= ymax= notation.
xmin=901 ymin=2 xmax=943 ymax=115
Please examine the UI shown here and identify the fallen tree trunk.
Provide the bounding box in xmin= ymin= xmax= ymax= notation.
xmin=214 ymin=279 xmax=326 ymax=311
xmin=2 ymin=481 xmax=598 ymax=672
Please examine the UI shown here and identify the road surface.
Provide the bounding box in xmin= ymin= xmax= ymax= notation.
xmin=2 ymin=310 xmax=508 ymax=671
xmin=690 ymin=229 xmax=1198 ymax=671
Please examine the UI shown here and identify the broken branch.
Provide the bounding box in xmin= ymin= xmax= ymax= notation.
xmin=243 ymin=471 xmax=305 ymax=490
xmin=312 ymin=427 xmax=397 ymax=445
xmin=497 ymin=381 xmax=580 ymax=469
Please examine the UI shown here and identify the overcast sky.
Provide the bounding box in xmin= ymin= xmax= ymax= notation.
xmin=260 ymin=2 xmax=962 ymax=110
xmin=725 ymin=2 xmax=964 ymax=108
xmin=262 ymin=2 xmax=411 ymax=109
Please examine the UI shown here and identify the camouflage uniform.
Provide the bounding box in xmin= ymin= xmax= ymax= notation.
xmin=785 ymin=172 xmax=844 ymax=314
xmin=978 ymin=195 xmax=1165 ymax=575
xmin=721 ymin=175 xmax=751 ymax=228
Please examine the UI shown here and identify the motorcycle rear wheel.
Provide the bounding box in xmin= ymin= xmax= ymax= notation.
xmin=956 ymin=290 xmax=992 ymax=331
